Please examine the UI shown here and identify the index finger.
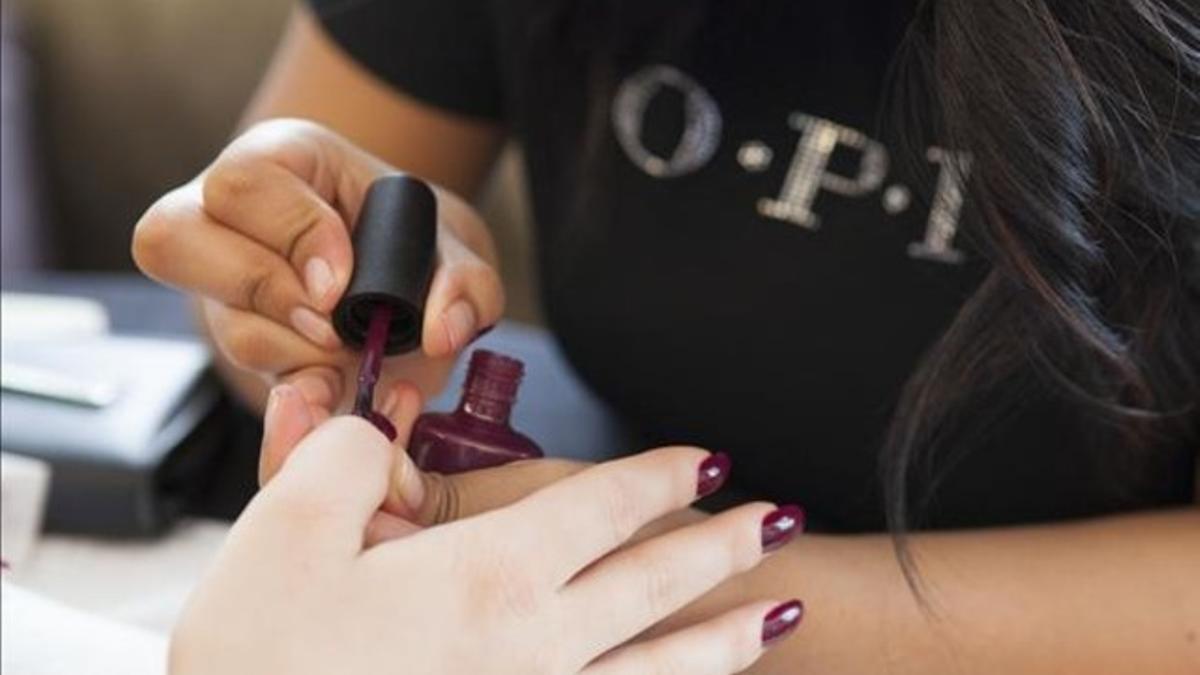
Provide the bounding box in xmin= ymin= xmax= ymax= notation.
xmin=203 ymin=156 xmax=355 ymax=312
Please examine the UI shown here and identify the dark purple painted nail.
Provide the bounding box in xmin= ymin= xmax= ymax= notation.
xmin=761 ymin=600 xmax=804 ymax=646
xmin=761 ymin=505 xmax=806 ymax=553
xmin=696 ymin=452 xmax=731 ymax=498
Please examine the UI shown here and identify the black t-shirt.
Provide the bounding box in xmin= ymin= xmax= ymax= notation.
xmin=310 ymin=0 xmax=1196 ymax=531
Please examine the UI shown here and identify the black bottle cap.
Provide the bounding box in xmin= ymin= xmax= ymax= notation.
xmin=333 ymin=174 xmax=437 ymax=354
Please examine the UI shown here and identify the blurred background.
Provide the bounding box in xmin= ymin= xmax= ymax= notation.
xmin=0 ymin=0 xmax=541 ymax=322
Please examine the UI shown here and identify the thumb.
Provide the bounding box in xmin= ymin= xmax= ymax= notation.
xmin=420 ymin=196 xmax=505 ymax=359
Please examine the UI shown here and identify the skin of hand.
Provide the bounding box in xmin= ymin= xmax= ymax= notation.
xmin=259 ymin=389 xmax=1200 ymax=674
xmin=172 ymin=395 xmax=804 ymax=675
xmin=257 ymin=380 xmax=752 ymax=648
xmin=132 ymin=118 xmax=504 ymax=421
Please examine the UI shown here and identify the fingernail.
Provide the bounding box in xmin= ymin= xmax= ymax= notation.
xmin=304 ymin=257 xmax=336 ymax=305
xmin=291 ymin=374 xmax=335 ymax=410
xmin=264 ymin=384 xmax=285 ymax=422
xmin=440 ymin=300 xmax=478 ymax=353
xmin=262 ymin=385 xmax=292 ymax=450
xmin=290 ymin=306 xmax=339 ymax=348
xmin=762 ymin=600 xmax=804 ymax=646
xmin=696 ymin=452 xmax=731 ymax=498
xmin=761 ymin=505 xmax=806 ymax=553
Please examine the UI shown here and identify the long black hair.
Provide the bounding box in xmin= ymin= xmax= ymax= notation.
xmin=532 ymin=0 xmax=1200 ymax=582
xmin=881 ymin=0 xmax=1200 ymax=588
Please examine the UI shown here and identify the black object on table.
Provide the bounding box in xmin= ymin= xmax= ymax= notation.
xmin=3 ymin=274 xmax=636 ymax=524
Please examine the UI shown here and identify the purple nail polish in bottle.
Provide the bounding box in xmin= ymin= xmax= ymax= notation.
xmin=408 ymin=349 xmax=543 ymax=473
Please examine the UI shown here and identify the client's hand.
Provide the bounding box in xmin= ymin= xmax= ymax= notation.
xmin=172 ymin=406 xmax=803 ymax=674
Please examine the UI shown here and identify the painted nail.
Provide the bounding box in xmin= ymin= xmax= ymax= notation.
xmin=761 ymin=600 xmax=804 ymax=646
xmin=761 ymin=505 xmax=806 ymax=553
xmin=304 ymin=257 xmax=336 ymax=305
xmin=696 ymin=452 xmax=731 ymax=498
xmin=290 ymin=306 xmax=338 ymax=348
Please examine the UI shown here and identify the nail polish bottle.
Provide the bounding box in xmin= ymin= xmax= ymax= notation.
xmin=408 ymin=349 xmax=543 ymax=473
xmin=332 ymin=174 xmax=437 ymax=438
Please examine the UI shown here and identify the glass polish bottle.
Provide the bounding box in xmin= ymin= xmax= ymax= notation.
xmin=408 ymin=349 xmax=543 ymax=473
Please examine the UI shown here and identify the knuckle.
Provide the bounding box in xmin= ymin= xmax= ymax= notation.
xmin=235 ymin=266 xmax=276 ymax=316
xmin=636 ymin=551 xmax=682 ymax=617
xmin=526 ymin=623 xmax=575 ymax=675
xmin=131 ymin=193 xmax=187 ymax=274
xmin=493 ymin=566 xmax=542 ymax=621
xmin=280 ymin=198 xmax=328 ymax=264
xmin=131 ymin=209 xmax=171 ymax=273
xmin=203 ymin=161 xmax=259 ymax=211
xmin=220 ymin=317 xmax=271 ymax=370
xmin=597 ymin=473 xmax=649 ymax=547
xmin=459 ymin=542 xmax=543 ymax=622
